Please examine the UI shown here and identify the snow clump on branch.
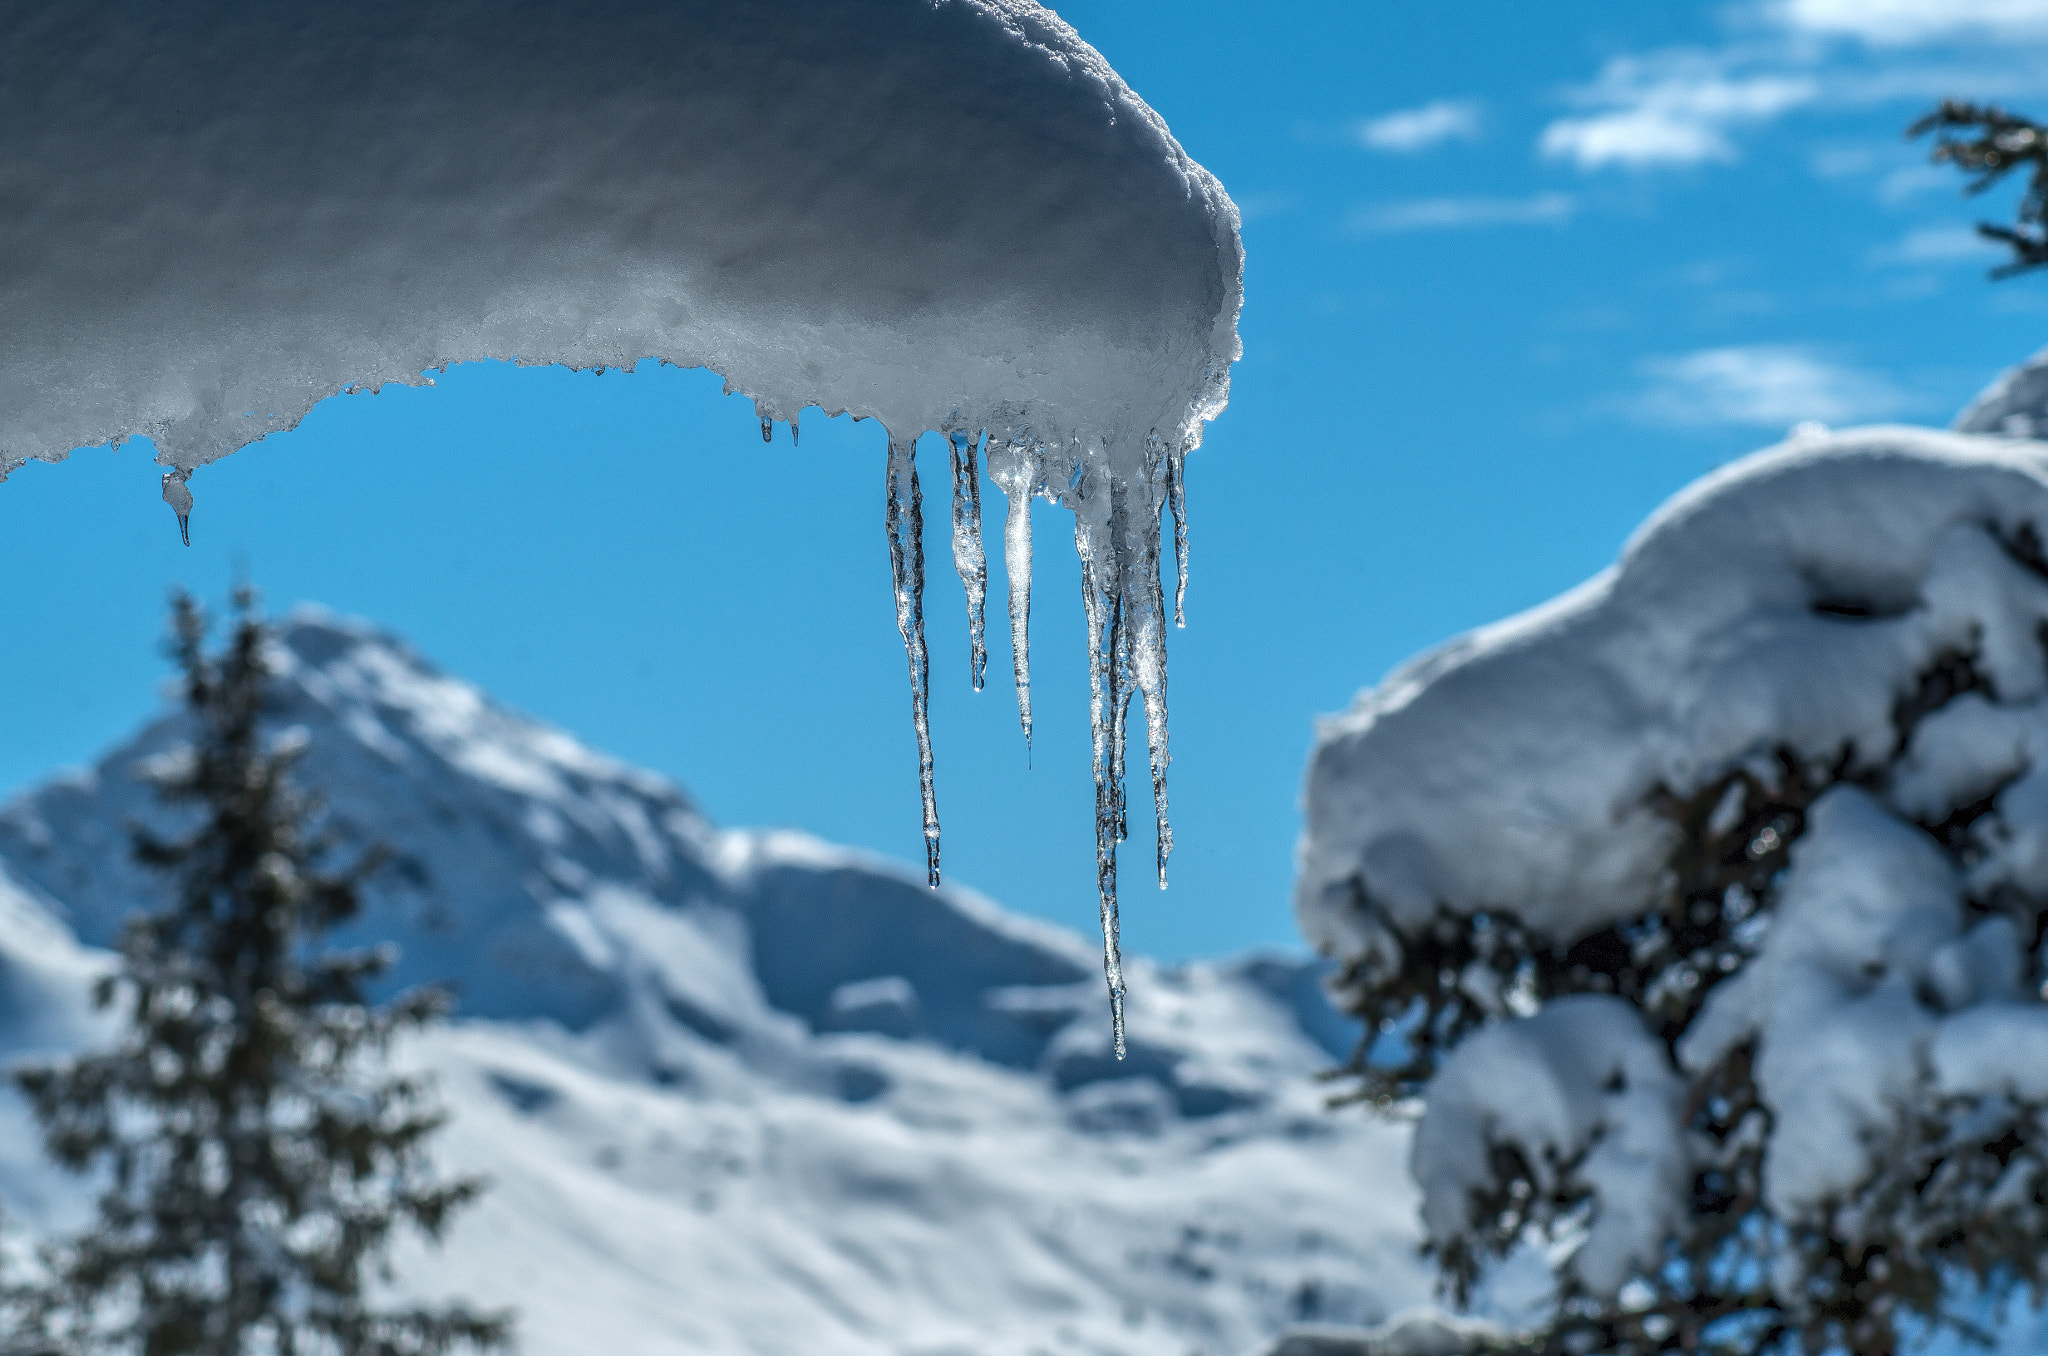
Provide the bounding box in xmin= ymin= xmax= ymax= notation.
xmin=1299 ymin=415 xmax=2048 ymax=1351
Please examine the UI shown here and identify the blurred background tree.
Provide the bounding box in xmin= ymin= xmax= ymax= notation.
xmin=5 ymin=590 xmax=509 ymax=1356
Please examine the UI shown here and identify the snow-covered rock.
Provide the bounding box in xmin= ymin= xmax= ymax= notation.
xmin=0 ymin=610 xmax=1433 ymax=1356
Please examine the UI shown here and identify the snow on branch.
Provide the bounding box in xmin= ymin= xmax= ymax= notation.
xmin=1300 ymin=425 xmax=2048 ymax=1353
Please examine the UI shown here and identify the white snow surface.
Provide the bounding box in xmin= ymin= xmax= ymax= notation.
xmin=1299 ymin=422 xmax=2048 ymax=1291
xmin=1955 ymin=343 xmax=2048 ymax=440
xmin=0 ymin=1 xmax=1241 ymax=478
xmin=1298 ymin=426 xmax=2048 ymax=950
xmin=0 ymin=610 xmax=1434 ymax=1356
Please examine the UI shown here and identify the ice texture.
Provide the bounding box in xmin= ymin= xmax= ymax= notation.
xmin=0 ymin=0 xmax=1242 ymax=1040
xmin=884 ymin=437 xmax=941 ymax=887
xmin=1299 ymin=421 xmax=2048 ymax=1291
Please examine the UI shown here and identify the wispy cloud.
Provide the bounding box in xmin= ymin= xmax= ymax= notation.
xmin=1348 ymin=192 xmax=1574 ymax=234
xmin=1867 ymin=223 xmax=2002 ymax=264
xmin=1877 ymin=163 xmax=1955 ymax=203
xmin=1542 ymin=3 xmax=2048 ymax=176
xmin=1634 ymin=345 xmax=1910 ymax=426
xmin=1355 ymin=100 xmax=1483 ymax=152
xmin=1231 ymin=190 xmax=1301 ymax=223
xmin=1776 ymin=0 xmax=2048 ymax=45
xmin=1542 ymin=54 xmax=1817 ymax=169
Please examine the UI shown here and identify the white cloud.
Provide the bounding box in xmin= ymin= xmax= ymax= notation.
xmin=1877 ymin=163 xmax=1956 ymax=202
xmin=1777 ymin=0 xmax=2048 ymax=45
xmin=1635 ymin=345 xmax=1910 ymax=426
xmin=1541 ymin=54 xmax=1817 ymax=169
xmin=1355 ymin=100 xmax=1483 ymax=152
xmin=1542 ymin=3 xmax=2048 ymax=177
xmin=1348 ymin=193 xmax=1574 ymax=234
xmin=1868 ymin=224 xmax=2002 ymax=263
xmin=1231 ymin=190 xmax=1300 ymax=222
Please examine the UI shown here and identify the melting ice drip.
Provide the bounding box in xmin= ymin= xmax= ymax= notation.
xmin=859 ymin=419 xmax=1187 ymax=1060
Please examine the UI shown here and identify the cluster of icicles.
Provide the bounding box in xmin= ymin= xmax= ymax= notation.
xmin=769 ymin=410 xmax=1187 ymax=1060
xmin=162 ymin=410 xmax=1188 ymax=1059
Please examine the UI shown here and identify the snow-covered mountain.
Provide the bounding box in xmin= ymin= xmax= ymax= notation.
xmin=0 ymin=609 xmax=1427 ymax=1356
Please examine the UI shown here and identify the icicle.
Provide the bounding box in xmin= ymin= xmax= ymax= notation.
xmin=789 ymin=412 xmax=800 ymax=448
xmin=946 ymin=430 xmax=990 ymax=692
xmin=1110 ymin=579 xmax=1133 ymax=848
xmin=1165 ymin=442 xmax=1189 ymax=627
xmin=162 ymin=469 xmax=193 ymax=547
xmin=1078 ymin=492 xmax=1130 ymax=1060
xmin=885 ymin=435 xmax=941 ymax=887
xmin=1132 ymin=489 xmax=1172 ymax=889
xmin=760 ymin=415 xmax=774 ymax=443
xmin=987 ymin=442 xmax=1038 ymax=757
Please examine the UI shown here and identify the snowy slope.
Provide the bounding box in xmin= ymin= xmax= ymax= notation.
xmin=0 ymin=612 xmax=1429 ymax=1356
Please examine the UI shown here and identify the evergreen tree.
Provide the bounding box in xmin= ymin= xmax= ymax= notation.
xmin=1910 ymin=101 xmax=2048 ymax=278
xmin=8 ymin=590 xmax=510 ymax=1356
xmin=1334 ymin=697 xmax=2048 ymax=1355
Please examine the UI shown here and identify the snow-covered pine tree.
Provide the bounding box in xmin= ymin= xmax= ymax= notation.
xmin=1333 ymin=738 xmax=2048 ymax=1355
xmin=1299 ymin=434 xmax=2048 ymax=1354
xmin=9 ymin=590 xmax=510 ymax=1356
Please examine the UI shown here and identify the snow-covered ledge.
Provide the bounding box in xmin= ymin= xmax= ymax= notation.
xmin=1 ymin=1 xmax=1240 ymax=479
xmin=1 ymin=0 xmax=1243 ymax=1051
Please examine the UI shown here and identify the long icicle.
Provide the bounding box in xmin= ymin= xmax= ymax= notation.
xmin=1081 ymin=489 xmax=1131 ymax=1060
xmin=885 ymin=436 xmax=941 ymax=887
xmin=990 ymin=443 xmax=1037 ymax=757
xmin=1108 ymin=479 xmax=1136 ymax=855
xmin=1132 ymin=482 xmax=1172 ymax=888
xmin=1165 ymin=441 xmax=1189 ymax=627
xmin=947 ymin=430 xmax=989 ymax=692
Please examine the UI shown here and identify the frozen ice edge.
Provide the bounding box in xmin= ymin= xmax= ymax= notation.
xmin=0 ymin=0 xmax=1244 ymax=1056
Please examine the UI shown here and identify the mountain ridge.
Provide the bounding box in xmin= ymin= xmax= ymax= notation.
xmin=0 ymin=606 xmax=1431 ymax=1356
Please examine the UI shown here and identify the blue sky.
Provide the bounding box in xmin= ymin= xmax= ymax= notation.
xmin=5 ymin=0 xmax=2048 ymax=961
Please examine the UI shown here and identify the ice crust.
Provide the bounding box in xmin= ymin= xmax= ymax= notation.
xmin=0 ymin=0 xmax=1243 ymax=1044
xmin=1300 ymin=422 xmax=2048 ymax=1288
